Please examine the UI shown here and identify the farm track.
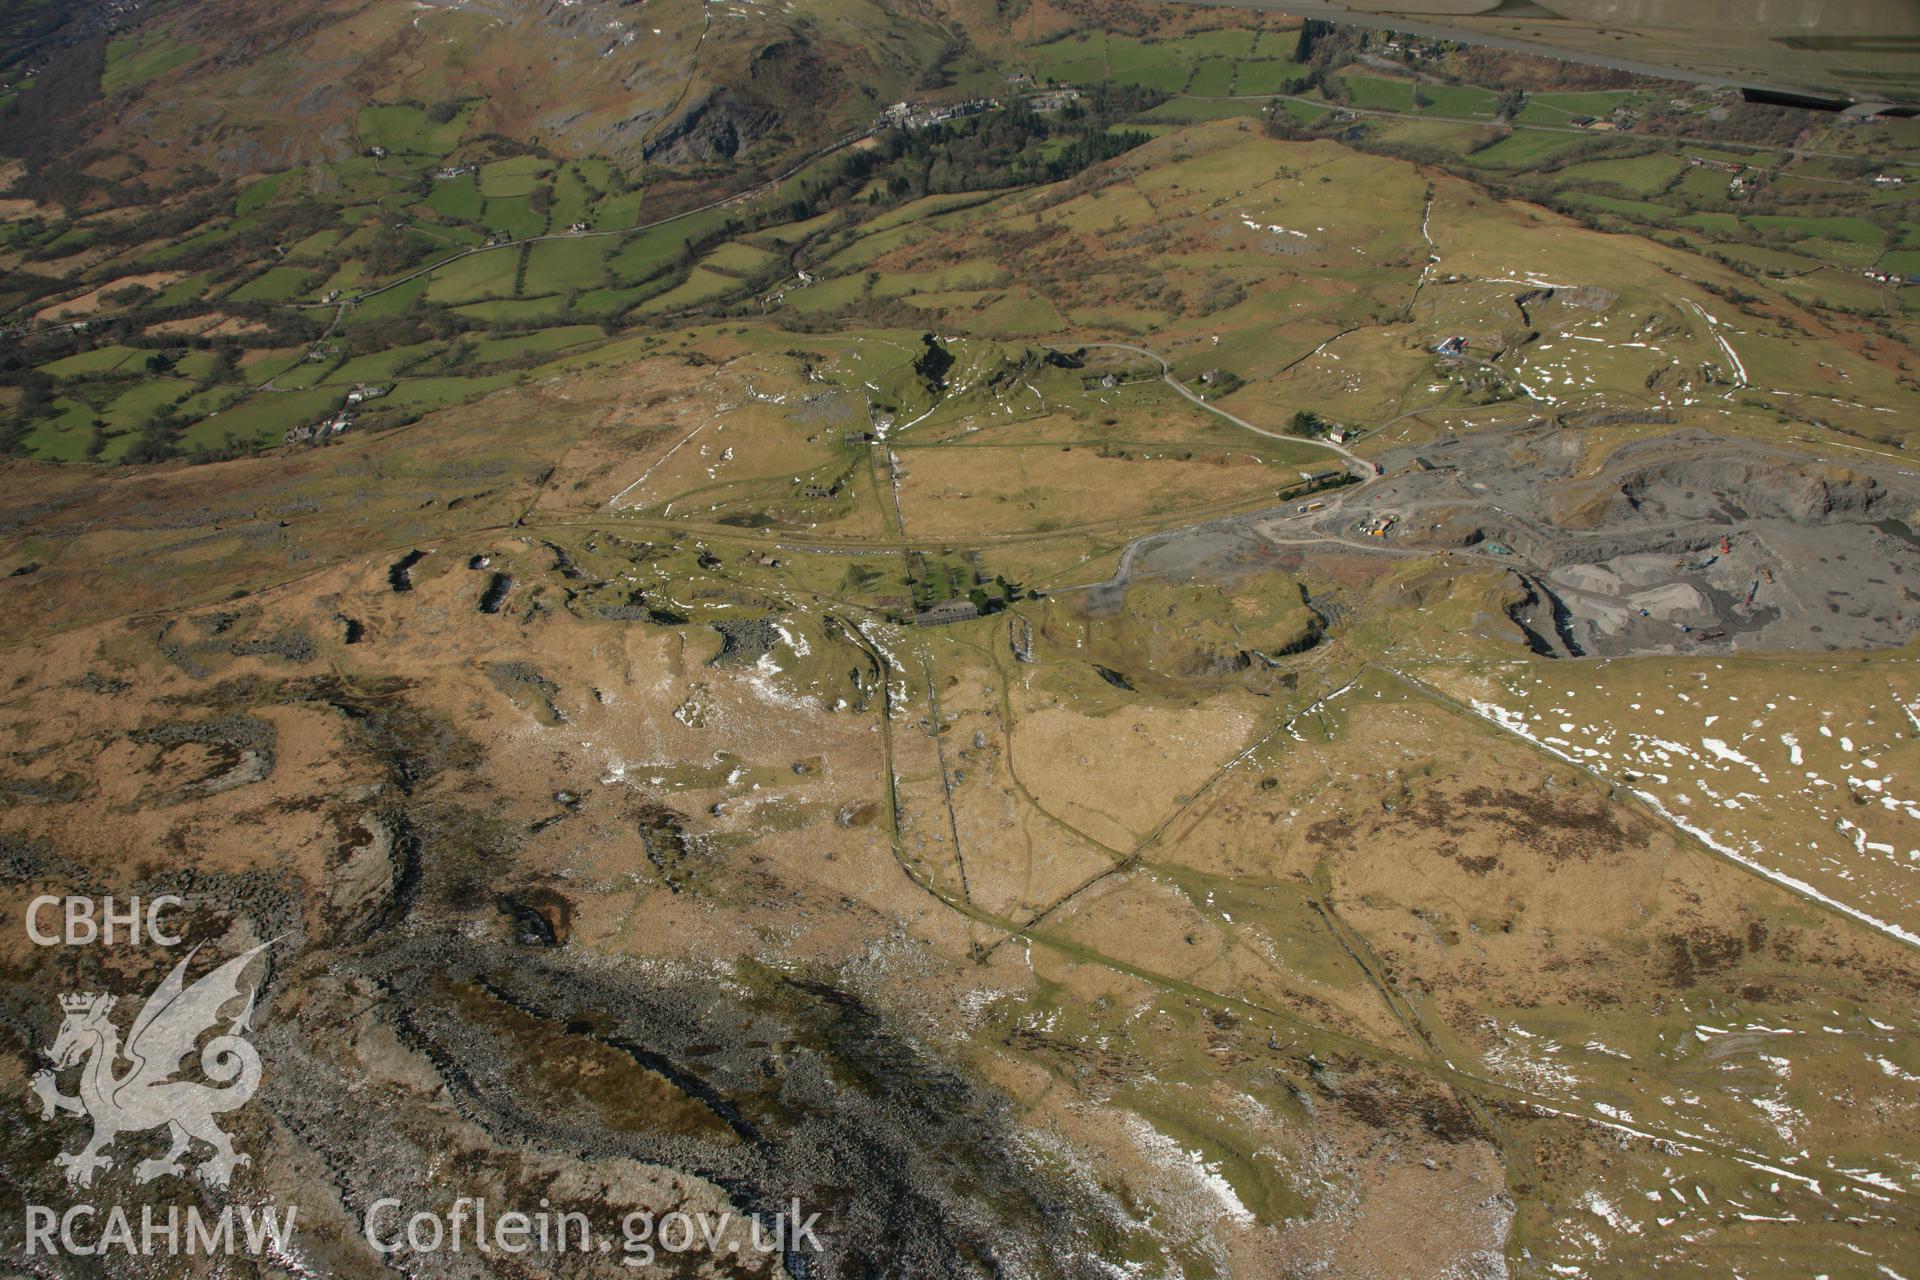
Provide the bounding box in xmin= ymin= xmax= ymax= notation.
xmin=1051 ymin=340 xmax=1369 ymax=473
xmin=840 ymin=613 xmax=1919 ymax=1213
xmin=916 ymin=645 xmax=973 ymax=905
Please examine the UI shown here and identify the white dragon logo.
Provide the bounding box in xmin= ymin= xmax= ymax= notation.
xmin=29 ymin=942 xmax=270 ymax=1190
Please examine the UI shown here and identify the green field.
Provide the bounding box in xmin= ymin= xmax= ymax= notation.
xmin=324 ymin=342 xmax=444 ymax=385
xmin=286 ymin=229 xmax=346 ymax=260
xmin=452 ymin=296 xmax=570 ymax=324
xmin=609 ymin=210 xmax=734 ymax=283
xmin=1561 ymin=192 xmax=1672 ymax=221
xmin=269 ymin=361 xmax=332 ymax=391
xmin=20 ymin=399 xmax=102 ymax=461
xmin=97 ymin=379 xmax=194 ymax=433
xmin=357 ymin=103 xmax=475 ymax=157
xmin=1881 ymin=249 xmax=1920 ymax=277
xmin=1554 ymin=152 xmax=1687 ymax=195
xmin=169 ymin=352 xmax=223 ymax=382
xmin=1366 ymin=118 xmax=1484 ymax=154
xmin=425 ymin=174 xmax=485 ymax=223
xmin=870 ymin=260 xmax=1005 ymax=298
xmin=183 ymin=386 xmax=343 ymax=448
xmin=972 ymin=291 xmax=1066 ymax=334
xmin=424 ymin=249 xmax=520 ymax=304
xmin=1187 ymin=58 xmax=1235 ymax=97
xmin=1463 ymin=130 xmax=1588 ymax=170
xmin=102 ymin=32 xmax=198 ymax=93
xmin=241 ymin=352 xmax=296 ymax=386
xmin=1105 ymin=39 xmax=1191 ymax=93
xmin=702 ymin=242 xmax=782 ymax=277
xmin=36 ymin=346 xmax=145 ymax=377
xmin=1338 ymin=76 xmax=1416 ymax=112
xmin=465 ymin=327 xmax=605 ymax=364
xmin=1232 ymin=59 xmax=1308 ymax=96
xmin=1674 ymin=166 xmax=1733 ymax=200
xmin=548 ymin=163 xmax=617 ymax=226
xmin=1415 ymin=84 xmax=1501 ymax=119
xmin=567 ymin=286 xmax=649 ymax=317
xmin=785 ymin=274 xmax=873 ymax=314
xmin=235 ymin=171 xmax=288 ymax=217
xmin=1172 ymin=30 xmax=1260 ymax=59
xmin=632 ymin=268 xmax=745 ymax=315
xmin=1675 ymin=211 xmax=1886 ymax=254
xmin=1025 ymin=33 xmax=1106 ymax=84
xmin=592 ymin=189 xmax=649 ymax=231
xmin=351 ymin=275 xmax=429 ymax=321
xmin=150 ymin=223 xmax=239 ymax=265
xmin=479 ymin=156 xmax=552 ymax=199
xmin=1711 ymin=243 xmax=1829 ymax=275
xmin=227 ymin=265 xmax=320 ymax=303
xmin=1025 ymin=31 xmax=1306 ymax=97
xmin=484 ymin=196 xmax=547 ymax=241
xmin=1745 ymin=213 xmax=1885 ymax=245
xmin=368 ymin=373 xmax=518 ymax=418
xmin=524 ymin=237 xmax=615 ymax=292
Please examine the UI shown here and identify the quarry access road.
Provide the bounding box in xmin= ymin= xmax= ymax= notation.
xmin=1052 ymin=340 xmax=1372 ymax=477
xmin=1045 ymin=339 xmax=1385 ymax=596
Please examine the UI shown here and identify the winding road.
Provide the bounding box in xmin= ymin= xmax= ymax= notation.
xmin=1050 ymin=340 xmax=1372 ymax=473
xmin=1045 ymin=339 xmax=1387 ymax=594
